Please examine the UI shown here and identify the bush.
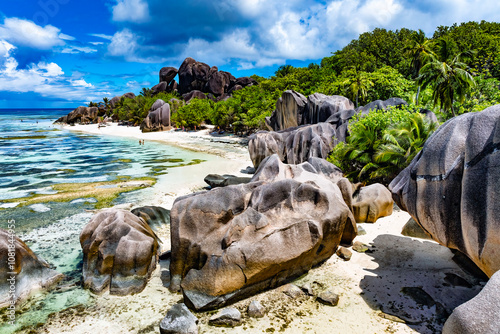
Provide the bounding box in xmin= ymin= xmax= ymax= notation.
xmin=171 ymin=98 xmax=212 ymax=129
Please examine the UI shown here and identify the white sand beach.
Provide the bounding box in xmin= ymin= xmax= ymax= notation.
xmin=35 ymin=124 xmax=484 ymax=334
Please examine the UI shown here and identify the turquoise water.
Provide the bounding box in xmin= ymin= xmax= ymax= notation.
xmin=0 ymin=109 xmax=215 ymax=332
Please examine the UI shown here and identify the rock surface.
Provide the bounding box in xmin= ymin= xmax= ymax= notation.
xmin=159 ymin=303 xmax=198 ymax=334
xmin=401 ymin=218 xmax=432 ymax=240
xmin=55 ymin=106 xmax=99 ymax=125
xmin=159 ymin=67 xmax=178 ymax=85
xmin=317 ymin=291 xmax=340 ymax=306
xmin=208 ymin=307 xmax=242 ymax=327
xmin=390 ymin=105 xmax=500 ymax=277
xmin=140 ymin=99 xmax=172 ymax=132
xmin=80 ymin=209 xmax=160 ymax=295
xmin=336 ymin=247 xmax=352 ymax=261
xmin=203 ymin=174 xmax=252 ymax=188
xmin=131 ymin=205 xmax=170 ymax=227
xmin=247 ymin=300 xmax=265 ymax=318
xmin=352 ymin=184 xmax=394 ymax=223
xmin=357 ymin=97 xmax=407 ymax=115
xmin=169 ymin=155 xmax=357 ymax=310
xmin=0 ymin=229 xmax=63 ymax=309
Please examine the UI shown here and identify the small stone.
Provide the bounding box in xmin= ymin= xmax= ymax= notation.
xmin=317 ymin=291 xmax=339 ymax=306
xmin=208 ymin=307 xmax=242 ymax=327
xmin=356 ymin=225 xmax=367 ymax=235
xmin=159 ymin=303 xmax=198 ymax=334
xmin=299 ymin=283 xmax=314 ymax=296
xmin=247 ymin=300 xmax=265 ymax=318
xmin=401 ymin=218 xmax=432 ymax=240
xmin=280 ymin=284 xmax=305 ymax=299
xmin=352 ymin=241 xmax=369 ymax=253
xmin=336 ymin=247 xmax=352 ymax=261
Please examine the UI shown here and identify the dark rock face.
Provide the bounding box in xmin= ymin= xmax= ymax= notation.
xmin=357 ymin=97 xmax=407 ymax=115
xmin=140 ymin=99 xmax=172 ymax=132
xmin=182 ymin=90 xmax=206 ymax=103
xmin=159 ymin=303 xmax=198 ymax=334
xmin=159 ymin=67 xmax=178 ymax=85
xmin=169 ymin=155 xmax=356 ymax=310
xmin=443 ymin=270 xmax=500 ymax=334
xmin=152 ymin=82 xmax=169 ymax=95
xmin=265 ymin=91 xmax=355 ymax=132
xmin=0 ymin=229 xmax=63 ymax=308
xmin=132 ymin=205 xmax=170 ymax=226
xmin=208 ymin=307 xmax=242 ymax=327
xmin=249 ymin=122 xmax=346 ymax=168
xmin=55 ymin=106 xmax=99 ymax=125
xmin=389 ymin=105 xmax=500 ymax=277
xmin=109 ymin=92 xmax=136 ymax=109
xmin=204 ymin=174 xmax=252 ymax=188
xmin=80 ymin=209 xmax=160 ymax=295
xmin=352 ymin=183 xmax=393 ymax=223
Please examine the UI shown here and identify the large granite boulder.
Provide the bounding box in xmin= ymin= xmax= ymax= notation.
xmin=357 ymin=97 xmax=407 ymax=115
xmin=443 ymin=270 xmax=500 ymax=334
xmin=152 ymin=82 xmax=168 ymax=95
xmin=390 ymin=105 xmax=500 ymax=277
xmin=178 ymin=57 xmax=210 ymax=95
xmin=169 ymin=155 xmax=357 ymax=310
xmin=266 ymin=90 xmax=308 ymax=131
xmin=159 ymin=67 xmax=178 ymax=84
xmin=0 ymin=229 xmax=63 ymax=309
xmin=304 ymin=94 xmax=355 ymax=125
xmin=204 ymin=174 xmax=252 ymax=188
xmin=132 ymin=206 xmax=171 ymax=227
xmin=55 ymin=106 xmax=99 ymax=125
xmin=80 ymin=209 xmax=160 ymax=295
xmin=182 ymin=90 xmax=206 ymax=103
xmin=249 ymin=122 xmax=346 ymax=168
xmin=352 ymin=183 xmax=393 ymax=223
xmin=140 ymin=100 xmax=172 ymax=132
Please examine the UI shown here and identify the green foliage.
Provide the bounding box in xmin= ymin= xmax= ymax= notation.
xmin=172 ymin=98 xmax=212 ymax=129
xmin=328 ymin=106 xmax=437 ymax=184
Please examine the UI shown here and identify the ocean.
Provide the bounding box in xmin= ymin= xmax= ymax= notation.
xmin=0 ymin=109 xmax=218 ymax=333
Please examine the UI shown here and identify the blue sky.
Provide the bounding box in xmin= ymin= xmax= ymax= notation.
xmin=0 ymin=0 xmax=499 ymax=108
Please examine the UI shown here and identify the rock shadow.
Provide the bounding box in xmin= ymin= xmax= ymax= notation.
xmin=359 ymin=234 xmax=485 ymax=334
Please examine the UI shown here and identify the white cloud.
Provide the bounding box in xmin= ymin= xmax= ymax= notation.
xmin=71 ymin=79 xmax=94 ymax=88
xmin=108 ymin=29 xmax=139 ymax=57
xmin=112 ymin=0 xmax=150 ymax=23
xmin=61 ymin=46 xmax=98 ymax=54
xmin=0 ymin=18 xmax=67 ymax=49
xmin=89 ymin=33 xmax=113 ymax=40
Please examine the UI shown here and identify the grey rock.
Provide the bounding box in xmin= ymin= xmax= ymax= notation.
xmin=160 ymin=67 xmax=178 ymax=85
xmin=247 ymin=300 xmax=265 ymax=318
xmin=357 ymin=97 xmax=407 ymax=115
xmin=281 ymin=283 xmax=305 ymax=299
xmin=352 ymin=241 xmax=369 ymax=253
xmin=140 ymin=100 xmax=171 ymax=132
xmin=131 ymin=205 xmax=170 ymax=227
xmin=443 ymin=270 xmax=500 ymax=334
xmin=152 ymin=82 xmax=168 ymax=95
xmin=208 ymin=307 xmax=242 ymax=327
xmin=390 ymin=105 xmax=500 ymax=277
xmin=318 ymin=291 xmax=340 ymax=306
xmin=204 ymin=174 xmax=252 ymax=188
xmin=55 ymin=106 xmax=99 ymax=125
xmin=352 ymin=183 xmax=393 ymax=223
xmin=182 ymin=90 xmax=206 ymax=103
xmin=159 ymin=303 xmax=198 ymax=334
xmin=401 ymin=218 xmax=432 ymax=240
xmin=299 ymin=283 xmax=314 ymax=296
xmin=336 ymin=247 xmax=352 ymax=261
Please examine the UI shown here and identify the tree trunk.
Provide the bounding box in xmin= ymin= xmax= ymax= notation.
xmin=415 ymin=86 xmax=421 ymax=106
xmin=356 ymin=92 xmax=359 ymax=108
xmin=451 ymin=104 xmax=456 ymax=117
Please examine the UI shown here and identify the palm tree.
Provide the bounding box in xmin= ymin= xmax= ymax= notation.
xmin=373 ymin=112 xmax=438 ymax=182
xmin=404 ymin=29 xmax=436 ymax=105
xmin=343 ymin=68 xmax=374 ymax=107
xmin=418 ymin=38 xmax=475 ymax=117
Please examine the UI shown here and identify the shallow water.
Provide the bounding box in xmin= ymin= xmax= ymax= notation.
xmin=0 ymin=109 xmax=221 ymax=333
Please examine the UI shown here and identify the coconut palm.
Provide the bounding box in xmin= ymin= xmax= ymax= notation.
xmin=404 ymin=29 xmax=436 ymax=105
xmin=418 ymin=38 xmax=475 ymax=117
xmin=343 ymin=68 xmax=374 ymax=107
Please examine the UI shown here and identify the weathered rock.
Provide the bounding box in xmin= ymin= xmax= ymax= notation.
xmin=352 ymin=241 xmax=369 ymax=253
xmin=304 ymin=94 xmax=355 ymax=125
xmin=249 ymin=122 xmax=345 ymax=168
xmin=169 ymin=154 xmax=357 ymax=310
xmin=109 ymin=92 xmax=136 ymax=109
xmin=160 ymin=67 xmax=178 ymax=85
xmin=131 ymin=205 xmax=170 ymax=226
xmin=352 ymin=184 xmax=393 ymax=223
xmin=443 ymin=270 xmax=500 ymax=334
xmin=401 ymin=218 xmax=432 ymax=240
xmin=317 ymin=291 xmax=340 ymax=306
xmin=55 ymin=106 xmax=99 ymax=125
xmin=182 ymin=90 xmax=206 ymax=103
xmin=390 ymin=105 xmax=500 ymax=277
xmin=80 ymin=209 xmax=160 ymax=295
xmin=300 ymin=283 xmax=314 ymax=296
xmin=281 ymin=283 xmax=305 ymax=299
xmin=178 ymin=58 xmax=210 ymax=95
xmin=159 ymin=303 xmax=198 ymax=334
xmin=140 ymin=100 xmax=171 ymax=132
xmin=205 ymin=71 xmax=227 ymax=96
xmin=152 ymin=82 xmax=169 ymax=95
xmin=208 ymin=307 xmax=242 ymax=327
xmin=204 ymin=174 xmax=252 ymax=188
xmin=233 ymin=76 xmax=258 ymax=88
xmin=336 ymin=247 xmax=352 ymax=261
xmin=268 ymin=90 xmax=308 ymax=131
xmin=0 ymin=229 xmax=63 ymax=309
xmin=357 ymin=97 xmax=407 ymax=115
xmin=247 ymin=300 xmax=265 ymax=318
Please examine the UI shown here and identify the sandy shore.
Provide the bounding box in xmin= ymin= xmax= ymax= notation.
xmin=33 ymin=124 xmax=484 ymax=334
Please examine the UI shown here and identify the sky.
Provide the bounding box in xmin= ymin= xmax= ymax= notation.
xmin=0 ymin=0 xmax=499 ymax=108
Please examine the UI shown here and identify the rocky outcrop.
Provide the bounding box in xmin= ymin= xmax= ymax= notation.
xmin=177 ymin=57 xmax=257 ymax=100
xmin=169 ymin=155 xmax=357 ymax=310
xmin=356 ymin=97 xmax=407 ymax=115
xmin=352 ymin=183 xmax=393 ymax=223
xmin=390 ymin=105 xmax=500 ymax=277
xmin=160 ymin=303 xmax=198 ymax=334
xmin=109 ymin=92 xmax=136 ymax=109
xmin=249 ymin=122 xmax=346 ymax=168
xmin=0 ymin=229 xmax=63 ymax=309
xmin=55 ymin=106 xmax=99 ymax=125
xmin=182 ymin=90 xmax=206 ymax=103
xmin=159 ymin=67 xmax=178 ymax=85
xmin=204 ymin=174 xmax=252 ymax=188
xmin=80 ymin=209 xmax=160 ymax=295
xmin=265 ymin=91 xmax=354 ymax=132
xmin=140 ymin=99 xmax=172 ymax=132
xmin=443 ymin=270 xmax=500 ymax=334
xmin=131 ymin=206 xmax=170 ymax=226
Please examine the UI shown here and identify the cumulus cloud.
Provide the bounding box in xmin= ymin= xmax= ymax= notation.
xmin=112 ymin=0 xmax=150 ymax=23
xmin=61 ymin=46 xmax=98 ymax=54
xmin=0 ymin=18 xmax=67 ymax=50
